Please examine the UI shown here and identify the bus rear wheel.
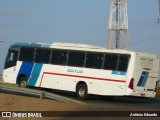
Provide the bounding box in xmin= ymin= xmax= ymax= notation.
xmin=76 ymin=84 xmax=88 ymax=100
xmin=18 ymin=77 xmax=27 ymax=88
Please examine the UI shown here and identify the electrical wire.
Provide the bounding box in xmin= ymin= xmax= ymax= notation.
xmin=131 ymin=24 xmax=160 ymax=47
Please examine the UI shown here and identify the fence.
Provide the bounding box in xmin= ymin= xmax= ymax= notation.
xmin=0 ymin=83 xmax=85 ymax=104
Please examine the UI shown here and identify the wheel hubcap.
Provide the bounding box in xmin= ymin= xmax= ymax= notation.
xmin=79 ymin=88 xmax=85 ymax=97
xmin=21 ymin=81 xmax=26 ymax=87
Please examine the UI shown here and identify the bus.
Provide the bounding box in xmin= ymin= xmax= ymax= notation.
xmin=2 ymin=42 xmax=159 ymax=99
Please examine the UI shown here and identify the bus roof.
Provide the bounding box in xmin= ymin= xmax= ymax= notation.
xmin=10 ymin=42 xmax=134 ymax=53
xmin=11 ymin=42 xmax=107 ymax=50
xmin=11 ymin=42 xmax=51 ymax=48
xmin=11 ymin=42 xmax=158 ymax=57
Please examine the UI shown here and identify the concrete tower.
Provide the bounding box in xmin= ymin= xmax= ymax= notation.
xmin=107 ymin=0 xmax=129 ymax=49
xmin=158 ymin=0 xmax=160 ymax=15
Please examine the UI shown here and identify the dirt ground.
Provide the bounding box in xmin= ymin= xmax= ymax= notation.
xmin=0 ymin=92 xmax=89 ymax=120
xmin=0 ymin=87 xmax=160 ymax=120
xmin=0 ymin=93 xmax=86 ymax=111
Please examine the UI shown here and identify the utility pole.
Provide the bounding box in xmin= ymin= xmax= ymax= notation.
xmin=107 ymin=0 xmax=129 ymax=50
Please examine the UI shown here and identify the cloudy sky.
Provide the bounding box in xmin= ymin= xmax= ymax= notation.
xmin=0 ymin=0 xmax=159 ymax=72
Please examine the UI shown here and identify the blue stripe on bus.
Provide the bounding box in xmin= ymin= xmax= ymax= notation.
xmin=28 ymin=63 xmax=43 ymax=86
xmin=137 ymin=71 xmax=149 ymax=87
xmin=112 ymin=71 xmax=126 ymax=75
xmin=16 ymin=62 xmax=34 ymax=84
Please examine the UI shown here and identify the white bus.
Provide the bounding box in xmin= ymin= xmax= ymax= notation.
xmin=2 ymin=42 xmax=159 ymax=99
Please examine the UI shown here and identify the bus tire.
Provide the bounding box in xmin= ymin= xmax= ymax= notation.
xmin=76 ymin=84 xmax=88 ymax=100
xmin=18 ymin=77 xmax=27 ymax=88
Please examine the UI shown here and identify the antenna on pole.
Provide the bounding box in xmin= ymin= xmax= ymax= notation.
xmin=107 ymin=0 xmax=130 ymax=50
xmin=158 ymin=0 xmax=160 ymax=16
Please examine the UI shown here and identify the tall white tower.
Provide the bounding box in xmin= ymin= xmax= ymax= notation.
xmin=107 ymin=0 xmax=129 ymax=49
xmin=158 ymin=0 xmax=160 ymax=15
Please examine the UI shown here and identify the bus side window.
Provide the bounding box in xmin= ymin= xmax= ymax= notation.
xmin=42 ymin=49 xmax=51 ymax=64
xmin=19 ymin=47 xmax=35 ymax=62
xmin=5 ymin=49 xmax=18 ymax=69
xmin=9 ymin=52 xmax=14 ymax=62
xmin=103 ymin=54 xmax=118 ymax=70
xmin=51 ymin=50 xmax=68 ymax=66
xmin=51 ymin=50 xmax=60 ymax=65
xmin=35 ymin=48 xmax=51 ymax=64
xmin=118 ymin=55 xmax=130 ymax=72
xmin=68 ymin=51 xmax=85 ymax=67
xmin=85 ymin=52 xmax=95 ymax=68
xmin=35 ymin=49 xmax=43 ymax=63
xmin=85 ymin=52 xmax=103 ymax=69
xmin=94 ymin=54 xmax=104 ymax=69
xmin=9 ymin=51 xmax=18 ymax=63
xmin=59 ymin=51 xmax=68 ymax=65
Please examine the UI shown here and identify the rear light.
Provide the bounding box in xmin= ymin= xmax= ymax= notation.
xmin=128 ymin=78 xmax=134 ymax=90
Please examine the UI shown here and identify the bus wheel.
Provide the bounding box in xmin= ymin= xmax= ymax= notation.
xmin=76 ymin=84 xmax=88 ymax=100
xmin=18 ymin=77 xmax=27 ymax=88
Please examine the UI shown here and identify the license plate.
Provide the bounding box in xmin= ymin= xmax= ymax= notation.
xmin=140 ymin=93 xmax=146 ymax=97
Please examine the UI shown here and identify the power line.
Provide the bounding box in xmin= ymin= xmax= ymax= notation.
xmin=132 ymin=26 xmax=160 ymax=47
